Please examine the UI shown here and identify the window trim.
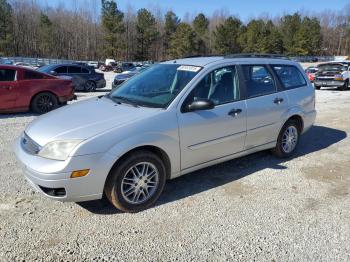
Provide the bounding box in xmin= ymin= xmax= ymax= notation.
xmin=181 ymin=65 xmax=244 ymax=113
xmin=271 ymin=64 xmax=308 ymax=90
xmin=240 ymin=64 xmax=280 ymax=100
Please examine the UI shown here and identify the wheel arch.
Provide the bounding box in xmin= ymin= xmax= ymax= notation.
xmin=29 ymin=90 xmax=59 ymax=108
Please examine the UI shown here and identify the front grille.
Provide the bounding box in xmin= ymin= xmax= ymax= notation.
xmin=21 ymin=133 xmax=41 ymax=155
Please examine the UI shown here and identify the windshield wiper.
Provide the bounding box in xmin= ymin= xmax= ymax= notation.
xmin=109 ymin=95 xmax=139 ymax=107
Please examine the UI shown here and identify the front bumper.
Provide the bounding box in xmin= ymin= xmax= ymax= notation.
xmin=13 ymin=136 xmax=115 ymax=202
xmin=96 ymin=79 xmax=106 ymax=89
xmin=314 ymin=79 xmax=345 ymax=87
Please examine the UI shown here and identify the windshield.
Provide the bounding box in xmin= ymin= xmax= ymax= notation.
xmin=318 ymin=64 xmax=347 ymax=72
xmin=109 ymin=64 xmax=201 ymax=108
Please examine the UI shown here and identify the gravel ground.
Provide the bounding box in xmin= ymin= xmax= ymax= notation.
xmin=0 ymin=82 xmax=350 ymax=261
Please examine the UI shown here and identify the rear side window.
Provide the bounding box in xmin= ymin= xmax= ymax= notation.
xmin=55 ymin=66 xmax=67 ymax=74
xmin=0 ymin=69 xmax=16 ymax=81
xmin=24 ymin=70 xmax=44 ymax=80
xmin=273 ymin=65 xmax=306 ymax=89
xmin=68 ymin=66 xmax=82 ymax=74
xmin=242 ymin=65 xmax=276 ymax=98
xmin=81 ymin=67 xmax=90 ymax=74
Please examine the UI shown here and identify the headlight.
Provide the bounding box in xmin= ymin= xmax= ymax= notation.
xmin=334 ymin=74 xmax=343 ymax=81
xmin=38 ymin=140 xmax=83 ymax=161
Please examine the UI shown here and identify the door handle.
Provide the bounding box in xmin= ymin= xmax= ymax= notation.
xmin=274 ymin=98 xmax=284 ymax=104
xmin=228 ymin=108 xmax=242 ymax=117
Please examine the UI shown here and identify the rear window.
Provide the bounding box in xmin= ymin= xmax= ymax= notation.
xmin=24 ymin=70 xmax=44 ymax=80
xmin=81 ymin=67 xmax=90 ymax=73
xmin=318 ymin=64 xmax=347 ymax=72
xmin=0 ymin=69 xmax=16 ymax=81
xmin=273 ymin=65 xmax=306 ymax=89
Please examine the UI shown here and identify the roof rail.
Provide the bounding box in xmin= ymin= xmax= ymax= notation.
xmin=225 ymin=53 xmax=290 ymax=60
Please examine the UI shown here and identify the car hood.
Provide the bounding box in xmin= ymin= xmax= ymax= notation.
xmin=25 ymin=97 xmax=160 ymax=146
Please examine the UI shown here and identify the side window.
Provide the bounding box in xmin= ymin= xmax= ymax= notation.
xmin=24 ymin=70 xmax=44 ymax=80
xmin=0 ymin=69 xmax=16 ymax=81
xmin=68 ymin=66 xmax=82 ymax=74
xmin=55 ymin=66 xmax=67 ymax=74
xmin=186 ymin=66 xmax=240 ymax=106
xmin=81 ymin=67 xmax=90 ymax=74
xmin=273 ymin=65 xmax=306 ymax=89
xmin=242 ymin=65 xmax=276 ymax=98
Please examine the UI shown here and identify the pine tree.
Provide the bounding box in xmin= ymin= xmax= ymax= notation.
xmin=193 ymin=13 xmax=209 ymax=55
xmin=169 ymin=23 xmax=197 ymax=58
xmin=164 ymin=11 xmax=180 ymax=59
xmin=101 ymin=0 xmax=125 ymax=59
xmin=136 ymin=8 xmax=158 ymax=61
xmin=213 ymin=17 xmax=243 ymax=55
xmin=38 ymin=13 xmax=53 ymax=57
xmin=0 ymin=0 xmax=13 ymax=56
xmin=280 ymin=13 xmax=302 ymax=55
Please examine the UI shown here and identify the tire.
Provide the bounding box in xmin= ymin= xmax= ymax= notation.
xmin=31 ymin=92 xmax=59 ymax=114
xmin=272 ymin=119 xmax=300 ymax=158
xmin=84 ymin=81 xmax=97 ymax=92
xmin=339 ymin=80 xmax=349 ymax=91
xmin=104 ymin=150 xmax=166 ymax=213
xmin=314 ymin=85 xmax=321 ymax=90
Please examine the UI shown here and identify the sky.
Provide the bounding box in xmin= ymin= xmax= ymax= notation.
xmin=39 ymin=0 xmax=349 ymax=21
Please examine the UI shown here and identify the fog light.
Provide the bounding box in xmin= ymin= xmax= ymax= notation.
xmin=71 ymin=169 xmax=90 ymax=178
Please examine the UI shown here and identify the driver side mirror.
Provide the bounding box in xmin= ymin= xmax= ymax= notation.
xmin=50 ymin=70 xmax=58 ymax=76
xmin=186 ymin=98 xmax=215 ymax=112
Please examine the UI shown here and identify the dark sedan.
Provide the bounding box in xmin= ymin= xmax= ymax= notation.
xmin=38 ymin=64 xmax=106 ymax=91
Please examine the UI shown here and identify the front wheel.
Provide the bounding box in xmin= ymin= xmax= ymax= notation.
xmin=31 ymin=92 xmax=59 ymax=114
xmin=272 ymin=120 xmax=300 ymax=158
xmin=104 ymin=150 xmax=166 ymax=212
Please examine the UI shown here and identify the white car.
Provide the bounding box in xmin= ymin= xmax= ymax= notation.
xmin=14 ymin=55 xmax=316 ymax=212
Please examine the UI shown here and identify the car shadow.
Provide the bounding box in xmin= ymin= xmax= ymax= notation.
xmin=0 ymin=112 xmax=38 ymax=119
xmin=77 ymin=125 xmax=347 ymax=215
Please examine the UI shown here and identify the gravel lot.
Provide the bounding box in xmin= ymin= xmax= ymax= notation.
xmin=0 ymin=80 xmax=350 ymax=260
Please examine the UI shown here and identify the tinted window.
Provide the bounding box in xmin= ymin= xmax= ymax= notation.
xmin=186 ymin=66 xmax=240 ymax=106
xmin=273 ymin=65 xmax=306 ymax=89
xmin=0 ymin=69 xmax=16 ymax=81
xmin=24 ymin=70 xmax=44 ymax=80
xmin=81 ymin=67 xmax=90 ymax=74
xmin=242 ymin=65 xmax=276 ymax=98
xmin=68 ymin=66 xmax=82 ymax=74
xmin=55 ymin=66 xmax=67 ymax=74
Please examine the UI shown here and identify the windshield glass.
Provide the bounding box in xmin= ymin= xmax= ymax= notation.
xmin=109 ymin=64 xmax=201 ymax=108
xmin=318 ymin=64 xmax=346 ymax=72
xmin=37 ymin=65 xmax=54 ymax=72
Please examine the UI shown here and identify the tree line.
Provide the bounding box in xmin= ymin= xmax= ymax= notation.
xmin=0 ymin=0 xmax=349 ymax=61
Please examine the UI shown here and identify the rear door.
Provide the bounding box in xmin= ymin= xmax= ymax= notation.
xmin=178 ymin=65 xmax=247 ymax=170
xmin=242 ymin=64 xmax=288 ymax=149
xmin=67 ymin=66 xmax=85 ymax=90
xmin=0 ymin=69 xmax=17 ymax=110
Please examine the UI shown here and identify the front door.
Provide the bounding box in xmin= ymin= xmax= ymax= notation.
xmin=0 ymin=69 xmax=17 ymax=111
xmin=178 ymin=65 xmax=247 ymax=170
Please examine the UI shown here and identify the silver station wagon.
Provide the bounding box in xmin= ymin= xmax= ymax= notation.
xmin=14 ymin=54 xmax=316 ymax=212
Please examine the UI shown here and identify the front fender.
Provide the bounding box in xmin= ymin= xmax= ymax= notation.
xmin=106 ymin=132 xmax=180 ymax=178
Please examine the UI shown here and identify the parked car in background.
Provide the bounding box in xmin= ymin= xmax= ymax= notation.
xmin=305 ymin=67 xmax=318 ymax=82
xmin=14 ymin=62 xmax=34 ymax=69
xmin=112 ymin=65 xmax=151 ymax=89
xmin=114 ymin=62 xmax=136 ymax=73
xmin=0 ymin=65 xmax=75 ymax=114
xmin=0 ymin=58 xmax=13 ymax=65
xmin=14 ymin=55 xmax=316 ymax=212
xmin=88 ymin=61 xmax=99 ymax=69
xmin=112 ymin=69 xmax=139 ymax=89
xmin=314 ymin=62 xmax=350 ymax=90
xmin=37 ymin=64 xmax=106 ymax=91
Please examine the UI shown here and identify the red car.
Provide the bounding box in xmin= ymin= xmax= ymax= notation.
xmin=305 ymin=67 xmax=318 ymax=82
xmin=0 ymin=65 xmax=75 ymax=114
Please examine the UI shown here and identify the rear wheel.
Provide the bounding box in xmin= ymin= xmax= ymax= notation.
xmin=314 ymin=85 xmax=321 ymax=90
xmin=272 ymin=119 xmax=300 ymax=158
xmin=339 ymin=80 xmax=349 ymax=91
xmin=31 ymin=92 xmax=58 ymax=114
xmin=84 ymin=81 xmax=97 ymax=92
xmin=104 ymin=150 xmax=166 ymax=213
